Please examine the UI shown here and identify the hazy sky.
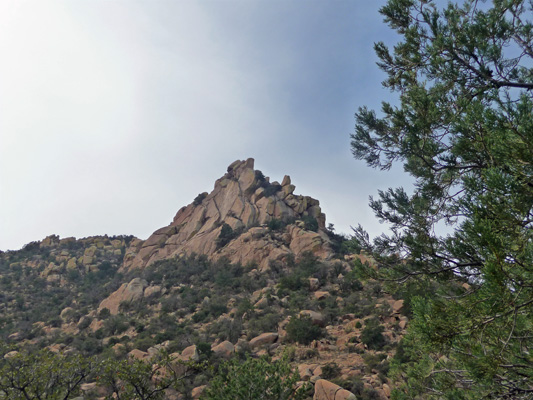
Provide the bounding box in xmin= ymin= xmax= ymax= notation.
xmin=0 ymin=0 xmax=410 ymax=251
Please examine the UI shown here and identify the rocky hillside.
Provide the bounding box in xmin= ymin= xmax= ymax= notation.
xmin=0 ymin=160 xmax=409 ymax=400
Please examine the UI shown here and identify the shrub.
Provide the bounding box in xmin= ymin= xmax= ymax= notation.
xmin=98 ymin=308 xmax=111 ymax=320
xmin=262 ymin=183 xmax=282 ymax=197
xmin=267 ymin=218 xmax=286 ymax=231
xmin=286 ymin=316 xmax=325 ymax=345
xmin=302 ymin=216 xmax=318 ymax=232
xmin=193 ymin=192 xmax=208 ymax=206
xmin=215 ymin=223 xmax=239 ymax=249
xmin=361 ymin=319 xmax=386 ymax=350
xmin=321 ymin=362 xmax=341 ymax=379
xmin=202 ymin=356 xmax=308 ymax=400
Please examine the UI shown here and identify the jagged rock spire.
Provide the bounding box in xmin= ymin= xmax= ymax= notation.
xmin=122 ymin=158 xmax=331 ymax=270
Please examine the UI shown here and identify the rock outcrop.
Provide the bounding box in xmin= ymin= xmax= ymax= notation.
xmin=98 ymin=278 xmax=148 ymax=315
xmin=122 ymin=158 xmax=332 ymax=271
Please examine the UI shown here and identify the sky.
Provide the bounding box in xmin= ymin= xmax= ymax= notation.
xmin=0 ymin=0 xmax=410 ymax=251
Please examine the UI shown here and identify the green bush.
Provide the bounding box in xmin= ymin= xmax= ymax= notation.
xmin=267 ymin=218 xmax=286 ymax=231
xmin=321 ymin=362 xmax=341 ymax=379
xmin=202 ymin=355 xmax=308 ymax=400
xmin=302 ymin=216 xmax=318 ymax=232
xmin=193 ymin=192 xmax=208 ymax=206
xmin=361 ymin=319 xmax=386 ymax=350
xmin=215 ymin=223 xmax=239 ymax=249
xmin=285 ymin=316 xmax=325 ymax=345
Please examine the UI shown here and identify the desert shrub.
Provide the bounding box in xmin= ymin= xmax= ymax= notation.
xmin=361 ymin=318 xmax=386 ymax=350
xmin=192 ymin=310 xmax=209 ymax=323
xmin=133 ymin=335 xmax=156 ymax=352
xmin=267 ymin=218 xmax=285 ymax=231
xmin=286 ymin=316 xmax=325 ymax=345
xmin=215 ymin=224 xmax=242 ymax=249
xmin=103 ymin=315 xmax=129 ymax=336
xmin=321 ymin=362 xmax=341 ymax=379
xmin=340 ymin=270 xmax=364 ymax=293
xmin=302 ymin=216 xmax=318 ymax=232
xmin=208 ymin=317 xmax=243 ymax=343
xmin=262 ymin=183 xmax=282 ymax=197
xmin=203 ymin=356 xmax=308 ymax=400
xmin=77 ymin=316 xmax=92 ymax=330
xmin=193 ymin=192 xmax=207 ymax=206
xmin=247 ymin=311 xmax=282 ymax=338
xmin=279 ymin=273 xmax=304 ymax=291
xmin=196 ymin=342 xmax=213 ymax=361
xmin=98 ymin=308 xmax=111 ymax=320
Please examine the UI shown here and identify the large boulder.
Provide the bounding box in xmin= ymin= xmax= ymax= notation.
xmin=313 ymin=379 xmax=356 ymax=400
xmin=98 ymin=278 xmax=148 ymax=315
xmin=211 ymin=341 xmax=235 ymax=359
xmin=249 ymin=332 xmax=279 ymax=349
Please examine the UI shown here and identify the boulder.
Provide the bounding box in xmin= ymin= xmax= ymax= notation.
xmin=191 ymin=385 xmax=206 ymax=399
xmin=211 ymin=340 xmax=234 ymax=359
xmin=392 ymin=300 xmax=404 ymax=313
xmin=98 ymin=278 xmax=148 ymax=315
xmin=300 ymin=310 xmax=326 ymax=327
xmin=313 ymin=379 xmax=356 ymax=400
xmin=309 ymin=277 xmax=320 ymax=291
xmin=249 ymin=332 xmax=278 ymax=349
xmin=314 ymin=291 xmax=331 ymax=300
xmin=180 ymin=344 xmax=199 ymax=361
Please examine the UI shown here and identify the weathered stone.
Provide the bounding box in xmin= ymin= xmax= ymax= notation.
xmin=191 ymin=385 xmax=206 ymax=399
xmin=4 ymin=351 xmax=19 ymax=359
xmin=314 ymin=291 xmax=331 ymax=300
xmin=249 ymin=332 xmax=278 ymax=349
xmin=121 ymin=159 xmax=333 ymax=272
xmin=313 ymin=379 xmax=356 ymax=400
xmin=309 ymin=277 xmax=320 ymax=291
xmin=98 ymin=278 xmax=148 ymax=315
xmin=128 ymin=349 xmax=149 ymax=360
xmin=66 ymin=257 xmax=77 ymax=270
xmin=393 ymin=300 xmax=404 ymax=313
xmin=211 ymin=340 xmax=234 ymax=359
xmin=300 ymin=310 xmax=326 ymax=327
xmin=180 ymin=344 xmax=199 ymax=361
xmin=298 ymin=364 xmax=314 ymax=381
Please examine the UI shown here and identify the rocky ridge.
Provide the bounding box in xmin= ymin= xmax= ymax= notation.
xmin=123 ymin=158 xmax=333 ymax=271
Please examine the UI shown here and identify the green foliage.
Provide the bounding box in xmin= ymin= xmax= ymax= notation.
xmin=99 ymin=351 xmax=193 ymax=400
xmin=215 ymin=223 xmax=240 ymax=249
xmin=351 ymin=0 xmax=533 ymax=397
xmin=360 ymin=318 xmax=386 ymax=351
xmin=202 ymin=355 xmax=308 ymax=400
xmin=321 ymin=362 xmax=341 ymax=380
xmin=285 ymin=316 xmax=325 ymax=345
xmin=193 ymin=192 xmax=208 ymax=206
xmin=267 ymin=218 xmax=286 ymax=231
xmin=301 ymin=215 xmax=318 ymax=232
xmin=0 ymin=345 xmax=96 ymax=399
xmin=98 ymin=307 xmax=111 ymax=320
xmin=262 ymin=183 xmax=282 ymax=197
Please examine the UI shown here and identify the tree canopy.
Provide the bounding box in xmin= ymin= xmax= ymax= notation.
xmin=351 ymin=0 xmax=533 ymax=398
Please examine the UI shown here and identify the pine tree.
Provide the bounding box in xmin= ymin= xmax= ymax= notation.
xmin=351 ymin=0 xmax=533 ymax=398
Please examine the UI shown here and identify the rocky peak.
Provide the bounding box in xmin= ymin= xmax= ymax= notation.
xmin=123 ymin=158 xmax=332 ymax=270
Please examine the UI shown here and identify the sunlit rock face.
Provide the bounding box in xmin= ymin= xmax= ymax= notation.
xmin=122 ymin=158 xmax=332 ymax=271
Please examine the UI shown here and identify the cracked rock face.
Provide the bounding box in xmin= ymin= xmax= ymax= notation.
xmin=122 ymin=158 xmax=332 ymax=271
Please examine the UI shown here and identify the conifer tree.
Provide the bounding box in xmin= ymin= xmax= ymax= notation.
xmin=351 ymin=0 xmax=533 ymax=398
